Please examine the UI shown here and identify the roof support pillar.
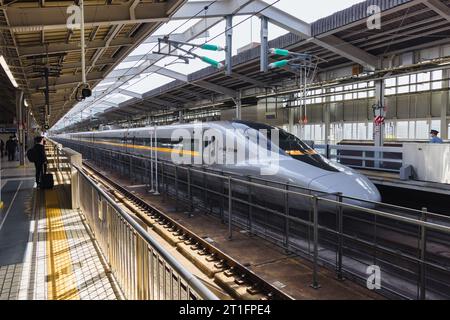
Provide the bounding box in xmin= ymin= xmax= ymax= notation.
xmin=374 ymin=79 xmax=385 ymax=168
xmin=225 ymin=15 xmax=233 ymax=76
xmin=260 ymin=16 xmax=269 ymax=73
xmin=233 ymin=90 xmax=242 ymax=120
xmin=440 ymin=68 xmax=449 ymax=140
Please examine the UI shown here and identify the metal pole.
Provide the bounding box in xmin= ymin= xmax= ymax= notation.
xmin=175 ymin=166 xmax=179 ymax=211
xmin=310 ymin=196 xmax=321 ymax=289
xmin=225 ymin=15 xmax=233 ymax=76
xmin=228 ymin=176 xmax=232 ymax=240
xmin=284 ymin=183 xmax=290 ymax=250
xmin=419 ymin=207 xmax=427 ymax=300
xmin=337 ymin=193 xmax=344 ymax=281
xmin=260 ymin=16 xmax=269 ymax=73
xmin=154 ymin=126 xmax=159 ymax=195
xmin=149 ymin=130 xmax=154 ymax=193
xmin=187 ymin=167 xmax=192 ymax=216
xmin=80 ymin=0 xmax=87 ymax=85
xmin=248 ymin=177 xmax=253 ymax=235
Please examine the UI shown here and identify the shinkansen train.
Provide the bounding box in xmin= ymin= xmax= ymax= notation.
xmin=58 ymin=121 xmax=381 ymax=208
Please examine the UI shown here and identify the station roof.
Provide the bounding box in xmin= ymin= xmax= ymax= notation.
xmin=2 ymin=0 xmax=449 ymax=131
xmin=0 ymin=0 xmax=186 ymax=127
xmin=60 ymin=0 xmax=450 ymax=131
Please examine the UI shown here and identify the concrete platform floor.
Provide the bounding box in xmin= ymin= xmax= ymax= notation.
xmin=0 ymin=157 xmax=119 ymax=300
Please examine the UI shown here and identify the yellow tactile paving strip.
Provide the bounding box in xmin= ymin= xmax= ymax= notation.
xmin=45 ymin=189 xmax=80 ymax=300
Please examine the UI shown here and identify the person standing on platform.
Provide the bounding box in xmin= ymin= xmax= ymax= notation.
xmin=0 ymin=138 xmax=4 ymax=158
xmin=430 ymin=130 xmax=444 ymax=144
xmin=5 ymin=136 xmax=17 ymax=161
xmin=32 ymin=136 xmax=48 ymax=188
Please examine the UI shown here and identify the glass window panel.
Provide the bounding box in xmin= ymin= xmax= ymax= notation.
xmin=385 ymin=78 xmax=396 ymax=87
xmin=432 ymin=80 xmax=442 ymax=90
xmin=431 ymin=119 xmax=440 ymax=132
xmin=358 ymin=82 xmax=368 ymax=89
xmin=409 ymin=121 xmax=415 ymax=139
xmin=398 ymin=75 xmax=409 ymax=85
xmin=417 ymin=82 xmax=430 ymax=91
xmin=385 ymin=88 xmax=396 ymax=95
xmin=396 ymin=121 xmax=408 ymax=139
xmin=398 ymin=85 xmax=409 ymax=94
xmin=304 ymin=125 xmax=312 ymax=140
xmin=344 ymin=123 xmax=352 ymax=140
xmin=368 ymin=123 xmax=373 ymax=140
xmin=314 ymin=124 xmax=323 ymax=142
xmin=415 ymin=121 xmax=429 ymax=139
xmin=358 ymin=91 xmax=368 ymax=99
xmin=432 ymin=70 xmax=442 ymax=80
xmin=410 ymin=74 xmax=417 ymax=83
xmin=418 ymin=72 xmax=431 ymax=82
xmin=357 ymin=123 xmax=367 ymax=140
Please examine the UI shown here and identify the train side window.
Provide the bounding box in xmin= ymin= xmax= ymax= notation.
xmin=204 ymin=136 xmax=216 ymax=148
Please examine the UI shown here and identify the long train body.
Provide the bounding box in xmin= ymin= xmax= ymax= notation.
xmin=56 ymin=121 xmax=381 ymax=209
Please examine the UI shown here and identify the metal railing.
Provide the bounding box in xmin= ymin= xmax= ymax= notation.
xmin=48 ymin=140 xmax=218 ymax=300
xmin=315 ymin=144 xmax=403 ymax=172
xmin=54 ymin=138 xmax=450 ymax=300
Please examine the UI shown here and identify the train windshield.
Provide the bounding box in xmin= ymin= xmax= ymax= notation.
xmin=235 ymin=121 xmax=339 ymax=172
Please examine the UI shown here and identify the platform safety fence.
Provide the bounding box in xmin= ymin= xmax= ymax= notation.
xmin=315 ymin=144 xmax=403 ymax=172
xmin=49 ymin=140 xmax=219 ymax=301
xmin=53 ymin=139 xmax=450 ymax=300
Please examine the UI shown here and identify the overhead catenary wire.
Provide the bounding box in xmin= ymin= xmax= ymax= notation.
xmin=62 ymin=0 xmax=282 ymax=127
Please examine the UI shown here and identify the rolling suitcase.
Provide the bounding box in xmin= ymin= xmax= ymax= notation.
xmin=41 ymin=168 xmax=54 ymax=189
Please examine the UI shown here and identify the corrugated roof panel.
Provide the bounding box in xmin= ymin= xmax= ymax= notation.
xmin=312 ymin=0 xmax=414 ymax=35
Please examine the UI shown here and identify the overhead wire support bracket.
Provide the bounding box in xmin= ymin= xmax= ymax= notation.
xmin=267 ymin=48 xmax=325 ymax=125
xmin=153 ymin=37 xmax=225 ymax=69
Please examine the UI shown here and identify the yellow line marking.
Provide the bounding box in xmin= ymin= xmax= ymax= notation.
xmin=45 ymin=189 xmax=80 ymax=300
xmin=76 ymin=138 xmax=200 ymax=156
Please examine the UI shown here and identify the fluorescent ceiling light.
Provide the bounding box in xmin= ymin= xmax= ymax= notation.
xmin=0 ymin=55 xmax=18 ymax=88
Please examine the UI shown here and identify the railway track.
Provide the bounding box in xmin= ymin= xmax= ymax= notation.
xmin=82 ymin=162 xmax=293 ymax=301
xmin=55 ymin=140 xmax=450 ymax=299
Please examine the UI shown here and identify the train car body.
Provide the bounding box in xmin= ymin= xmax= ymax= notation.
xmin=57 ymin=121 xmax=381 ymax=209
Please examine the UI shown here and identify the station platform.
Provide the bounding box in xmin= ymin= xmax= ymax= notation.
xmin=360 ymin=169 xmax=450 ymax=196
xmin=0 ymin=156 xmax=119 ymax=300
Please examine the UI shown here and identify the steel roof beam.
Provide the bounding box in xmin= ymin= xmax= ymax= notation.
xmin=229 ymin=72 xmax=271 ymax=88
xmin=192 ymin=80 xmax=237 ymax=98
xmin=101 ymin=101 xmax=120 ymax=108
xmin=144 ymin=97 xmax=178 ymax=109
xmin=18 ymin=38 xmax=135 ymax=57
xmin=421 ymin=0 xmax=450 ymax=22
xmin=106 ymin=63 xmax=188 ymax=82
xmin=119 ymin=89 xmax=143 ymax=99
xmin=311 ymin=35 xmax=379 ymax=71
xmin=4 ymin=2 xmax=169 ymax=32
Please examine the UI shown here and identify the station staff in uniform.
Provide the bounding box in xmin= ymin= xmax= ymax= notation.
xmin=430 ymin=130 xmax=443 ymax=144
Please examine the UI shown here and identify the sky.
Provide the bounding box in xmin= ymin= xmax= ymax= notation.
xmin=56 ymin=0 xmax=365 ymax=129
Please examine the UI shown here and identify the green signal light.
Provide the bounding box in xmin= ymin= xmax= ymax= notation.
xmin=200 ymin=44 xmax=224 ymax=51
xmin=269 ymin=48 xmax=290 ymax=56
xmin=201 ymin=56 xmax=224 ymax=69
xmin=268 ymin=60 xmax=289 ymax=69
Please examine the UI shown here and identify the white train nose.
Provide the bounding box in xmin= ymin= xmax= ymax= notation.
xmin=309 ymin=172 xmax=381 ymax=207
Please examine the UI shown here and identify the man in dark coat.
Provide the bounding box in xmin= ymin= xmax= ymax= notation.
xmin=5 ymin=136 xmax=18 ymax=161
xmin=33 ymin=136 xmax=48 ymax=188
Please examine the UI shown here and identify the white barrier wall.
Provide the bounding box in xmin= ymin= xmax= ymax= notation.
xmin=403 ymin=143 xmax=450 ymax=184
